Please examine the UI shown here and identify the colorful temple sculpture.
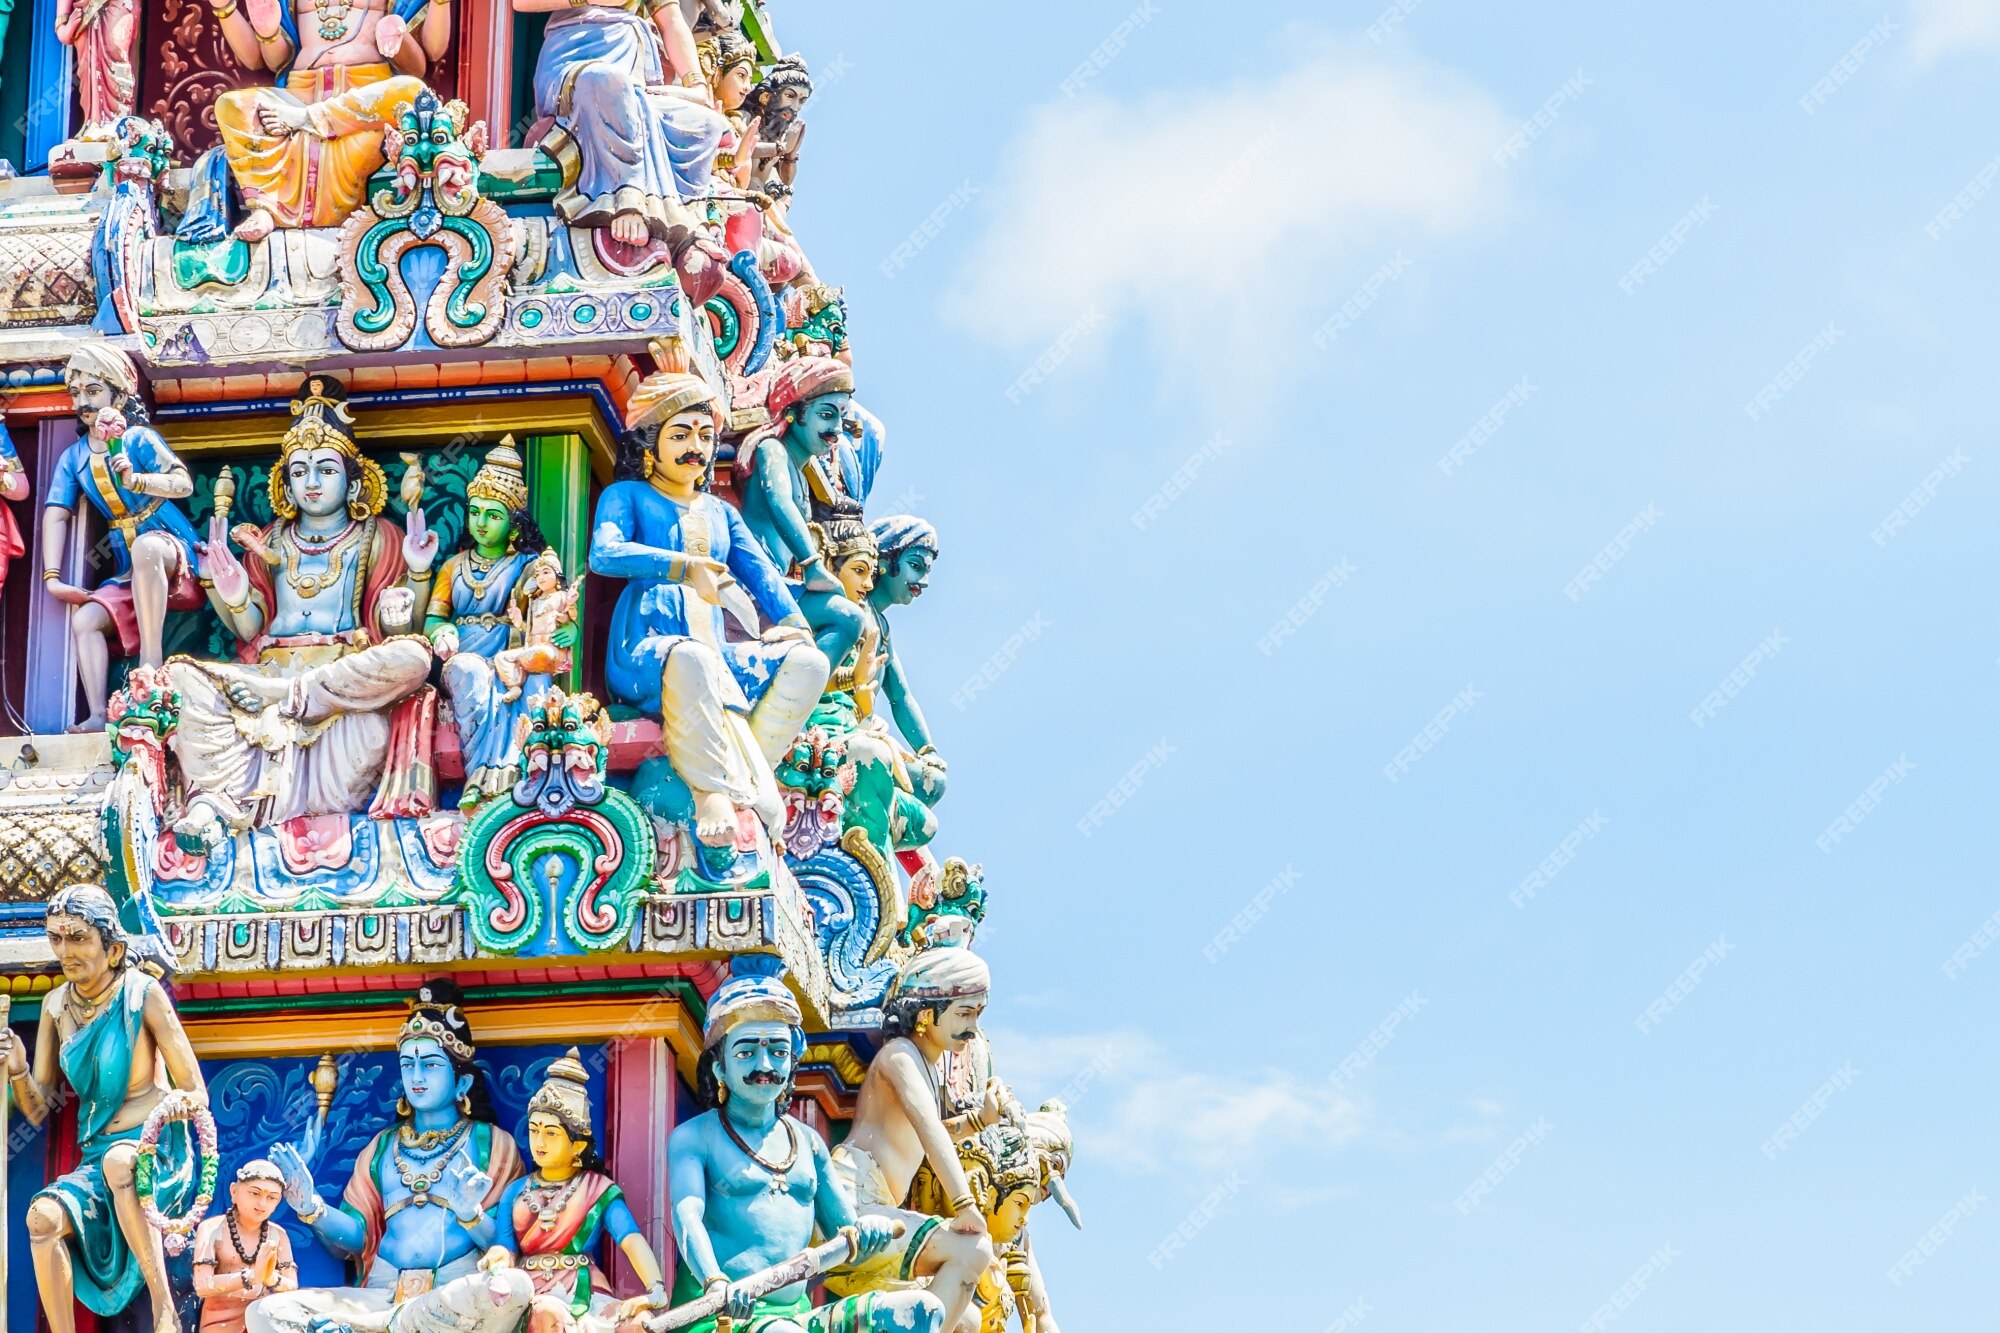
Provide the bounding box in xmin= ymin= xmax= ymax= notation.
xmin=0 ymin=5 xmax=1077 ymax=1331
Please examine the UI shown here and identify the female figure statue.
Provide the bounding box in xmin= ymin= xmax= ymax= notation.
xmin=426 ymin=441 xmax=566 ymax=808
xmin=0 ymin=886 xmax=204 ymax=1333
xmin=495 ymin=1049 xmax=668 ymax=1326
xmin=512 ymin=0 xmax=730 ymax=254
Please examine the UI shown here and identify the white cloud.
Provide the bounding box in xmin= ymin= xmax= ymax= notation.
xmin=947 ymin=38 xmax=1515 ymax=369
xmin=1909 ymin=0 xmax=2000 ymax=63
xmin=984 ymin=1026 xmax=1365 ymax=1176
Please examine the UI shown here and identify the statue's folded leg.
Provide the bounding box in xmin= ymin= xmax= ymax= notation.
xmin=290 ymin=639 xmax=433 ymax=724
xmin=746 ymin=642 xmax=830 ymax=765
xmin=661 ymin=641 xmax=768 ymax=809
xmin=163 ymin=658 xmax=269 ymax=819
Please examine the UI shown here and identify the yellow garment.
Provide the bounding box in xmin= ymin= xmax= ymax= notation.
xmin=214 ymin=63 xmax=425 ymax=229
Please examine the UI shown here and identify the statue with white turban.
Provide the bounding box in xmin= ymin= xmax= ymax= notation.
xmin=821 ymin=947 xmax=998 ymax=1331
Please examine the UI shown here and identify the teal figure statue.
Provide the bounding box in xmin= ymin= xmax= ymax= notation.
xmin=737 ymin=356 xmax=871 ymax=670
xmin=866 ymin=514 xmax=946 ymax=806
xmin=589 ymin=366 xmax=828 ymax=849
xmin=251 ymin=979 xmax=528 ymax=1332
xmin=0 ymin=886 xmax=205 ymax=1333
xmin=666 ymin=962 xmax=945 ymax=1333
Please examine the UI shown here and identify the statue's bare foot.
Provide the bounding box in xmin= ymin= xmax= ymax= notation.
xmin=67 ymin=713 xmax=107 ymax=734
xmin=609 ymin=211 xmax=650 ymax=247
xmin=172 ymin=805 xmax=227 ymax=854
xmin=224 ymin=681 xmax=274 ymax=714
xmin=234 ymin=208 xmax=277 ymax=243
xmin=693 ymin=791 xmax=738 ymax=848
xmin=256 ymin=96 xmax=311 ymax=138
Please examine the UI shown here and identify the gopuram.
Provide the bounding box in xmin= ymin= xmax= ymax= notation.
xmin=0 ymin=4 xmax=1076 ymax=1332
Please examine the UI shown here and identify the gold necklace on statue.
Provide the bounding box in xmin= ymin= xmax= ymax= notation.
xmin=314 ymin=0 xmax=354 ymax=40
xmin=282 ymin=521 xmax=361 ymax=599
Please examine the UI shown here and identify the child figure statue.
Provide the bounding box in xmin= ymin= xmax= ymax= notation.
xmin=496 ymin=549 xmax=581 ymax=705
xmin=191 ymin=1161 xmax=298 ymax=1333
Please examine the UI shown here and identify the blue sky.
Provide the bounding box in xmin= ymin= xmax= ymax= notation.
xmin=782 ymin=3 xmax=2000 ymax=1328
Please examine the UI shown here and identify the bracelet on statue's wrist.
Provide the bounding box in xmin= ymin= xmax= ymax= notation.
xmin=295 ymin=1198 xmax=323 ymax=1223
xmin=949 ymin=1192 xmax=978 ymax=1215
xmin=704 ymin=1276 xmax=730 ymax=1293
xmin=211 ymin=0 xmax=238 ymax=20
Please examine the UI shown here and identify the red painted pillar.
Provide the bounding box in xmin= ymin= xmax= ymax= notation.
xmin=606 ymin=1035 xmax=676 ymax=1296
xmin=457 ymin=0 xmax=513 ymax=151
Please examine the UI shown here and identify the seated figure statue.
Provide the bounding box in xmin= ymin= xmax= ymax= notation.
xmin=589 ymin=366 xmax=828 ymax=848
xmin=667 ymin=964 xmax=944 ymax=1333
xmin=737 ymin=356 xmax=869 ymax=668
xmin=250 ymin=979 xmax=526 ymax=1331
xmin=426 ymin=441 xmax=566 ymax=809
xmin=495 ymin=1048 xmax=669 ymax=1326
xmin=167 ymin=376 xmax=438 ymax=849
xmin=207 ymin=0 xmax=453 ymax=240
xmin=512 ymin=0 xmax=732 ymax=292
xmin=823 ymin=947 xmax=997 ymax=1333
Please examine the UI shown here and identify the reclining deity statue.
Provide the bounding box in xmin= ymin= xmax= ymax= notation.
xmin=206 ymin=0 xmax=454 ymax=240
xmin=426 ymin=440 xmax=571 ymax=809
xmin=821 ymin=947 xmax=1000 ymax=1333
xmin=667 ymin=964 xmax=946 ymax=1333
xmin=512 ymin=0 xmax=732 ymax=293
xmin=589 ymin=365 xmax=827 ymax=847
xmin=738 ymin=356 xmax=870 ymax=668
xmin=0 ymin=886 xmax=206 ymax=1333
xmin=42 ymin=343 xmax=204 ymax=731
xmin=250 ymin=979 xmax=527 ymax=1332
xmin=167 ymin=376 xmax=438 ymax=848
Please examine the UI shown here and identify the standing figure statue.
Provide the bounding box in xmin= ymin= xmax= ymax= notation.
xmin=192 ymin=1161 xmax=299 ymax=1333
xmin=666 ymin=966 xmax=945 ymax=1333
xmin=426 ymin=440 xmax=562 ymax=809
xmin=822 ymin=948 xmax=998 ymax=1332
xmin=250 ymin=979 xmax=527 ymax=1331
xmin=0 ymin=418 xmax=33 ymax=604
xmin=493 ymin=1048 xmax=669 ymax=1326
xmin=0 ymin=885 xmax=208 ymax=1333
xmin=209 ymin=0 xmax=453 ymax=240
xmin=742 ymin=54 xmax=810 ymax=199
xmin=589 ymin=367 xmax=827 ymax=848
xmin=55 ymin=0 xmax=137 ymax=136
xmin=43 ymin=344 xmax=203 ymax=731
xmin=866 ymin=515 xmax=945 ymax=805
xmin=167 ymin=376 xmax=437 ymax=848
xmin=738 ymin=357 xmax=868 ymax=668
xmin=512 ymin=0 xmax=732 ymax=288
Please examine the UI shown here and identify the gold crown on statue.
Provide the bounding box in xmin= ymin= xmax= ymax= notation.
xmin=271 ymin=376 xmax=387 ymax=521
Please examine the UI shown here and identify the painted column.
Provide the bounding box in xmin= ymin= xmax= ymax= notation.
xmin=457 ymin=0 xmax=513 ymax=153
xmin=607 ymin=1034 xmax=676 ymax=1295
xmin=527 ymin=432 xmax=588 ymax=692
xmin=24 ymin=0 xmax=73 ymax=169
xmin=25 ymin=417 xmax=81 ymax=734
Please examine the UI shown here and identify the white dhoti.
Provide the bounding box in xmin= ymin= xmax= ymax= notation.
xmin=165 ymin=636 xmax=433 ymax=829
xmin=246 ymin=1251 xmax=533 ymax=1333
xmin=658 ymin=638 xmax=823 ymax=830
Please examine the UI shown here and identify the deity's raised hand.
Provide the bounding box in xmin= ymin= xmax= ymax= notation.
xmin=199 ymin=511 xmax=250 ymax=606
xmin=269 ymin=1141 xmax=320 ymax=1216
xmin=441 ymin=1150 xmax=493 ymax=1220
xmin=402 ymin=506 xmax=439 ymax=572
xmin=374 ymin=12 xmax=407 ymax=58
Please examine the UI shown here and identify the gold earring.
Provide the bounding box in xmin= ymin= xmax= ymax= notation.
xmin=397 ymin=1096 xmax=412 ymax=1118
xmin=915 ymin=1012 xmax=932 ymax=1037
xmin=640 ymin=451 xmax=656 ymax=480
xmin=458 ymin=1093 xmax=472 ymax=1116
